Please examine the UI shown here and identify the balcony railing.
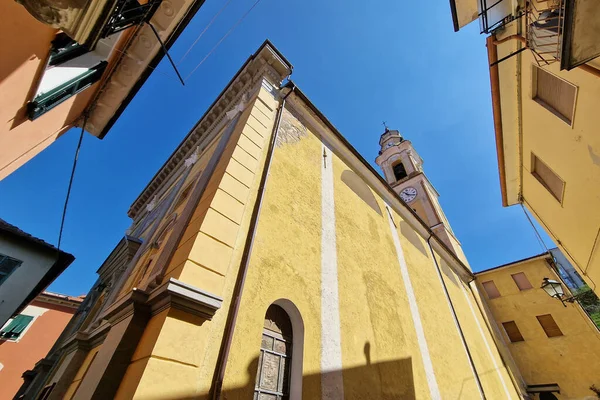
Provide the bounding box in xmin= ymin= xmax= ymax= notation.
xmin=526 ymin=0 xmax=565 ymax=66
xmin=100 ymin=0 xmax=163 ymax=38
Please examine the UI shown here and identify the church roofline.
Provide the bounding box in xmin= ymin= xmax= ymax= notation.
xmin=286 ymin=83 xmax=474 ymax=280
xmin=127 ymin=40 xmax=293 ymax=219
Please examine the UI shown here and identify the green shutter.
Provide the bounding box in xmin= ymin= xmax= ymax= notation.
xmin=0 ymin=315 xmax=33 ymax=339
xmin=27 ymin=61 xmax=108 ymax=120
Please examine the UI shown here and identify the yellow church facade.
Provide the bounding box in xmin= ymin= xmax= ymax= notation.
xmin=35 ymin=41 xmax=531 ymax=400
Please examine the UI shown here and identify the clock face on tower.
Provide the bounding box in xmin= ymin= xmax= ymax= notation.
xmin=400 ymin=187 xmax=417 ymax=203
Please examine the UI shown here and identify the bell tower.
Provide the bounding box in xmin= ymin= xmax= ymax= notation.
xmin=375 ymin=127 xmax=469 ymax=266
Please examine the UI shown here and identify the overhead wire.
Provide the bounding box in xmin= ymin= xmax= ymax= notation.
xmin=57 ymin=119 xmax=86 ymax=252
xmin=184 ymin=0 xmax=263 ymax=81
xmin=178 ymin=0 xmax=233 ymax=64
xmin=520 ymin=202 xmax=550 ymax=254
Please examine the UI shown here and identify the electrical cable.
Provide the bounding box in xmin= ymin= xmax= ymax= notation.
xmin=57 ymin=119 xmax=86 ymax=251
xmin=178 ymin=0 xmax=233 ymax=64
xmin=520 ymin=202 xmax=550 ymax=253
xmin=184 ymin=0 xmax=263 ymax=81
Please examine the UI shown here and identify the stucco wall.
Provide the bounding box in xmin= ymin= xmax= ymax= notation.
xmin=477 ymin=257 xmax=600 ymax=399
xmin=220 ymin=103 xmax=520 ymax=399
xmin=496 ymin=23 xmax=600 ymax=295
xmin=0 ymin=301 xmax=76 ymax=399
xmin=0 ymin=234 xmax=57 ymax=326
xmin=59 ymin=81 xmax=523 ymax=399
xmin=0 ymin=0 xmax=98 ymax=181
xmin=110 ymin=83 xmax=280 ymax=399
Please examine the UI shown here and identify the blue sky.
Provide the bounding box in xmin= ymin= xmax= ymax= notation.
xmin=0 ymin=0 xmax=553 ymax=296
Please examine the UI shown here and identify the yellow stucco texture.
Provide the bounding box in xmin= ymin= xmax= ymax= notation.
xmin=391 ymin=208 xmax=484 ymax=398
xmin=118 ymin=88 xmax=277 ymax=399
xmin=221 ymin=109 xmax=323 ymax=400
xmin=434 ymin=255 xmax=518 ymax=398
xmin=330 ymin=153 xmax=431 ymax=399
xmin=496 ymin=22 xmax=600 ymax=294
xmin=477 ymin=257 xmax=600 ymax=399
xmin=63 ymin=345 xmax=102 ymax=400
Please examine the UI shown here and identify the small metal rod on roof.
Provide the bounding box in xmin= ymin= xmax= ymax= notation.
xmin=146 ymin=22 xmax=186 ymax=86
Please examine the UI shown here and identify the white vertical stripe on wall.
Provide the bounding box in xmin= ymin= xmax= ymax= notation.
xmin=321 ymin=145 xmax=344 ymax=400
xmin=385 ymin=205 xmax=441 ymax=400
xmin=460 ymin=283 xmax=513 ymax=398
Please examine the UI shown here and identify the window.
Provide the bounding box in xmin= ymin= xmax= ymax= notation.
xmin=531 ymin=154 xmax=565 ymax=202
xmin=392 ymin=162 xmax=408 ymax=181
xmin=0 ymin=254 xmax=22 ymax=286
xmin=28 ymin=33 xmax=110 ymax=120
xmin=482 ymin=280 xmax=501 ymax=299
xmin=255 ymin=305 xmax=293 ymax=400
xmin=0 ymin=315 xmax=34 ymax=340
xmin=533 ymin=66 xmax=577 ymax=125
xmin=502 ymin=321 xmax=525 ymax=342
xmin=48 ymin=33 xmax=87 ymax=66
xmin=511 ymin=272 xmax=533 ymax=291
xmin=537 ymin=314 xmax=563 ymax=337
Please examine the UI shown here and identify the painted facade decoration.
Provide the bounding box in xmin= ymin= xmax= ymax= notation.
xmin=28 ymin=40 xmax=600 ymax=400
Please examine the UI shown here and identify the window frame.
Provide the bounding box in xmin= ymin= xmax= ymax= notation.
xmin=0 ymin=254 xmax=23 ymax=286
xmin=531 ymin=153 xmax=565 ymax=203
xmin=482 ymin=280 xmax=501 ymax=299
xmin=0 ymin=314 xmax=35 ymax=342
xmin=532 ymin=64 xmax=578 ymax=127
xmin=502 ymin=320 xmax=525 ymax=343
xmin=511 ymin=272 xmax=533 ymax=291
xmin=536 ymin=314 xmax=564 ymax=338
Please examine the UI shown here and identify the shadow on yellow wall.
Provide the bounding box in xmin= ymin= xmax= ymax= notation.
xmin=152 ymin=343 xmax=417 ymax=400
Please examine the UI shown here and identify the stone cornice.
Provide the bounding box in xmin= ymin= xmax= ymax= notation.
xmin=61 ymin=321 xmax=111 ymax=353
xmin=126 ymin=42 xmax=291 ymax=219
xmin=147 ymin=278 xmax=223 ymax=319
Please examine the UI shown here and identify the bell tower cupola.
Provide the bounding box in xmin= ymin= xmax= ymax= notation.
xmin=376 ymin=127 xmax=423 ymax=185
xmin=375 ymin=126 xmax=469 ymax=266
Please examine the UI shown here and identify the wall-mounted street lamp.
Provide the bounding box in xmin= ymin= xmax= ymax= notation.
xmin=541 ymin=277 xmax=577 ymax=307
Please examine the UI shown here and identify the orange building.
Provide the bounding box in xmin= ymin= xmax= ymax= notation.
xmin=0 ymin=292 xmax=82 ymax=400
xmin=0 ymin=0 xmax=208 ymax=181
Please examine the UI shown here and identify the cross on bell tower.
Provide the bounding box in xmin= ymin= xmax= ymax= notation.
xmin=375 ymin=126 xmax=469 ymax=266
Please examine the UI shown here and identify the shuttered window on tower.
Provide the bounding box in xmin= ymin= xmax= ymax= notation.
xmin=533 ymin=65 xmax=577 ymax=125
xmin=531 ymin=154 xmax=565 ymax=202
xmin=537 ymin=314 xmax=563 ymax=337
xmin=502 ymin=321 xmax=525 ymax=342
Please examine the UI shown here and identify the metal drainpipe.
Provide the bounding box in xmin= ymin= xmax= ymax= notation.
xmin=210 ymin=83 xmax=295 ymax=400
xmin=426 ymin=235 xmax=487 ymax=400
xmin=465 ymin=280 xmax=530 ymax=397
